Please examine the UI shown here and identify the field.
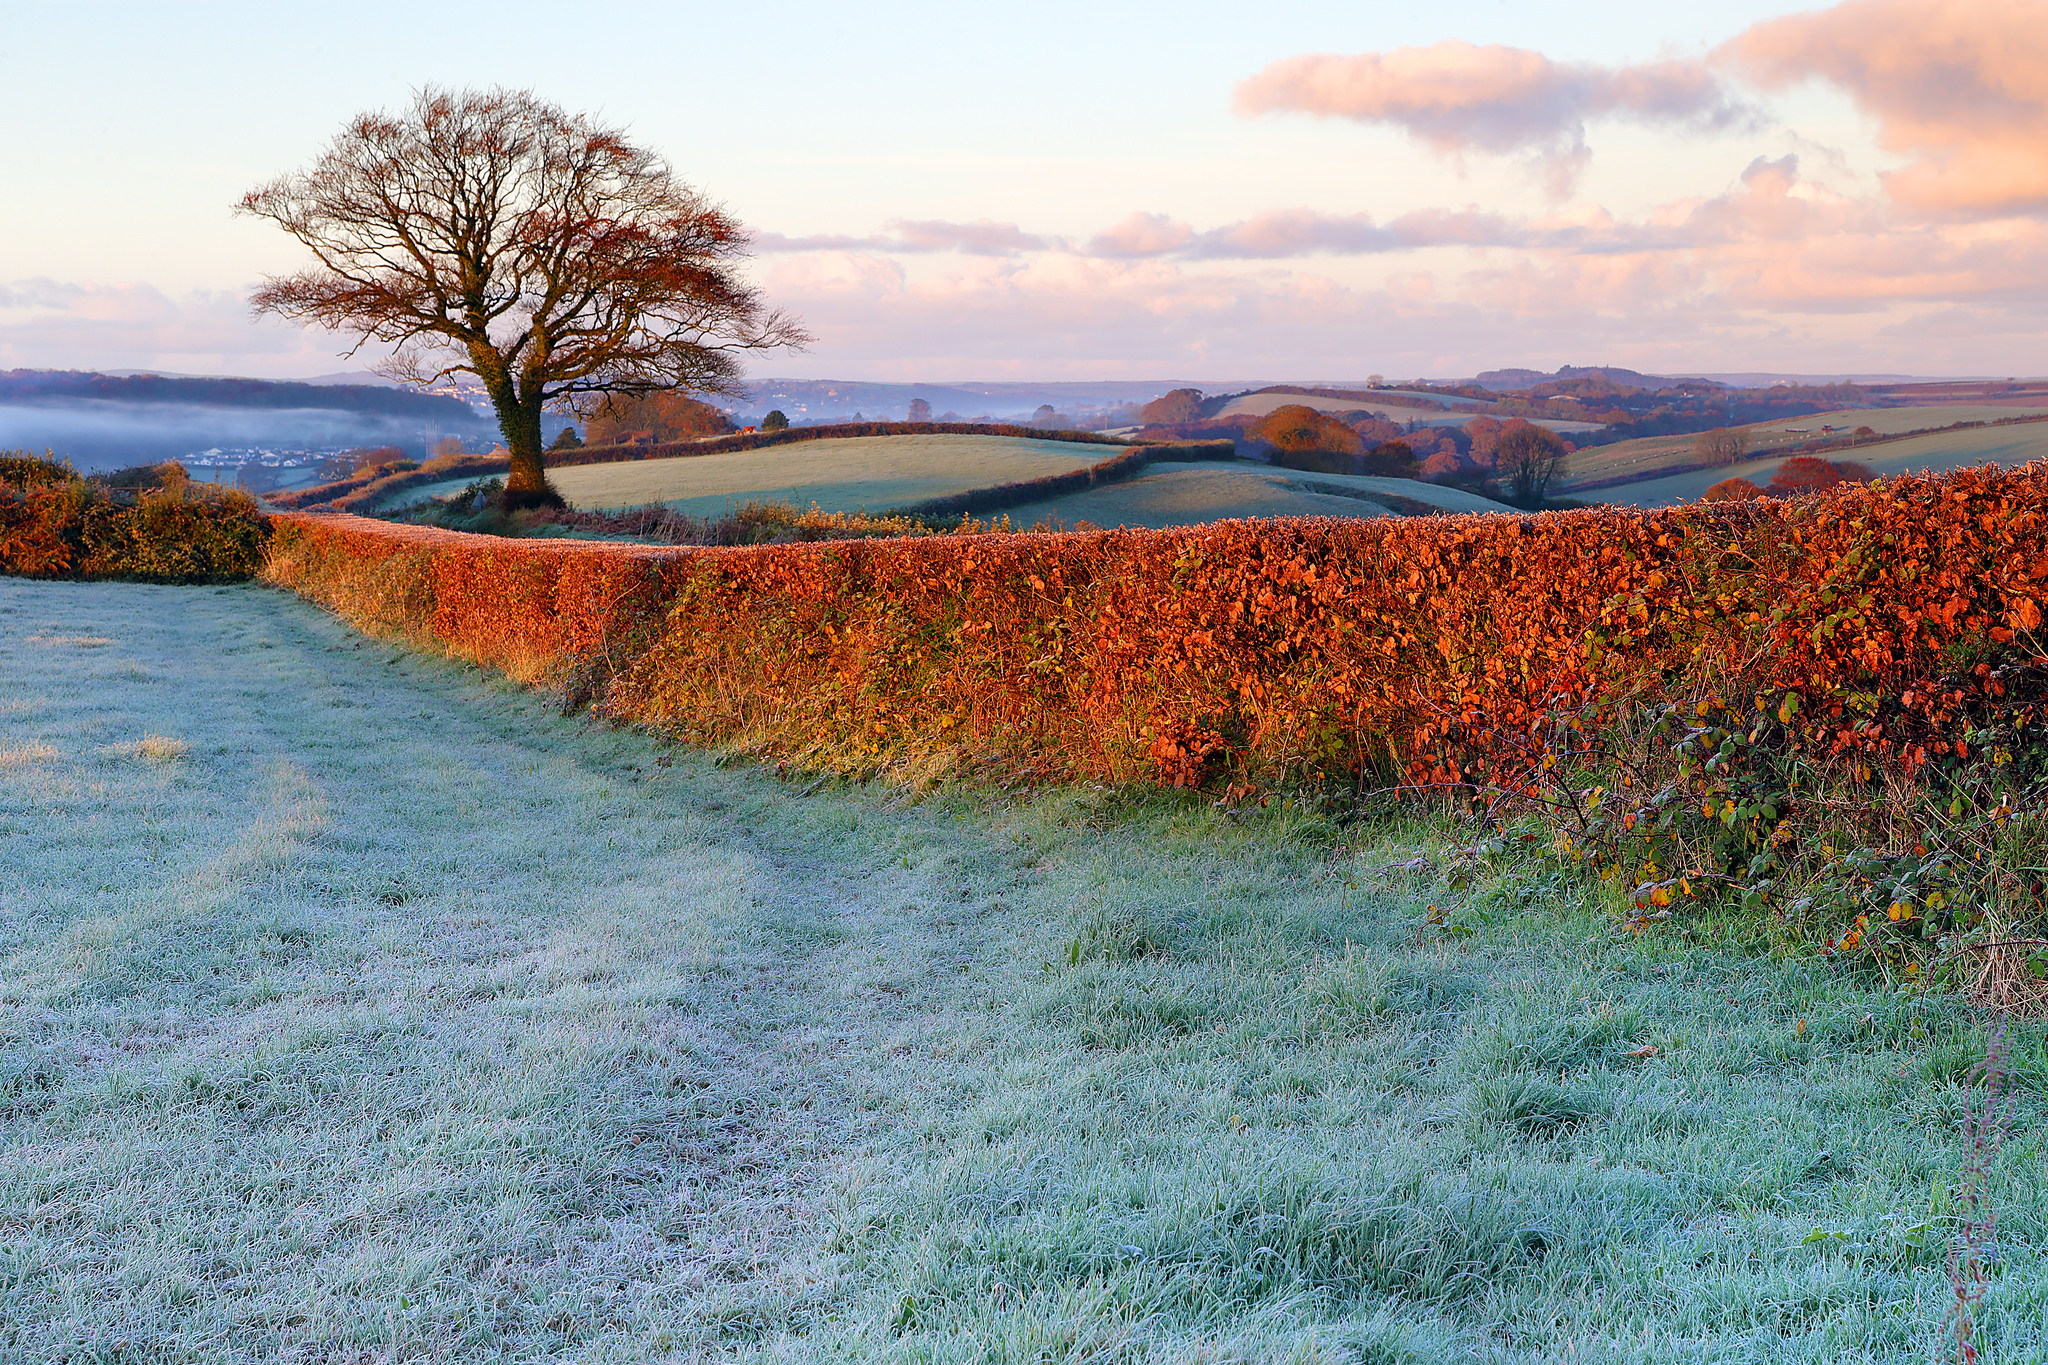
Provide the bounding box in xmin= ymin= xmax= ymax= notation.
xmin=384 ymin=434 xmax=1102 ymax=515
xmin=1605 ymin=421 xmax=2048 ymax=507
xmin=1565 ymin=404 xmax=2048 ymax=494
xmin=6 ymin=576 xmax=2047 ymax=1361
xmin=998 ymin=461 xmax=1511 ymax=527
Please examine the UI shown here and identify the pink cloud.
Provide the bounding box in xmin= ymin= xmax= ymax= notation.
xmin=754 ymin=218 xmax=1048 ymax=256
xmin=1234 ymin=42 xmax=1751 ymax=193
xmin=1086 ymin=212 xmax=1195 ymax=258
xmin=1719 ymin=0 xmax=2048 ymax=216
xmin=0 ymin=278 xmax=355 ymax=375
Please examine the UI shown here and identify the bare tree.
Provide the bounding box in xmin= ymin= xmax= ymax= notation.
xmin=241 ymin=87 xmax=808 ymax=507
xmin=1494 ymin=420 xmax=1569 ymax=508
xmin=1693 ymin=426 xmax=1750 ymax=466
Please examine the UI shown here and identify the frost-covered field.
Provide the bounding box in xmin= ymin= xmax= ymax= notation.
xmin=3 ymin=579 xmax=2045 ymax=1362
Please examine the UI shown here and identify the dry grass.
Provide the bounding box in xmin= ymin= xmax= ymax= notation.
xmin=0 ymin=738 xmax=59 ymax=767
xmin=101 ymin=733 xmax=190 ymax=762
xmin=25 ymin=633 xmax=112 ymax=647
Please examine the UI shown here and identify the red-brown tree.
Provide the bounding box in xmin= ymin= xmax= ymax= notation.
xmin=241 ymin=87 xmax=808 ymax=508
xmin=1768 ymin=456 xmax=1875 ymax=495
xmin=1139 ymin=389 xmax=1204 ymax=425
xmin=585 ymin=391 xmax=735 ymax=445
xmin=1256 ymin=405 xmax=1362 ymax=456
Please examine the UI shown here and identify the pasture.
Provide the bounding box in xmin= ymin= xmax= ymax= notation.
xmin=1001 ymin=461 xmax=1511 ymax=527
xmin=4 ymin=576 xmax=2046 ymax=1361
xmin=1603 ymin=421 xmax=2048 ymax=507
xmin=1565 ymin=405 xmax=2048 ymax=493
xmin=384 ymin=433 xmax=1102 ymax=516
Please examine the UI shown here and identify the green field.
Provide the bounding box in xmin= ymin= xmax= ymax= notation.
xmin=1566 ymin=405 xmax=2048 ymax=493
xmin=1607 ymin=421 xmax=2048 ymax=507
xmin=7 ymin=577 xmax=2045 ymax=1360
xmin=385 ymin=434 xmax=1106 ymax=515
xmin=1001 ymin=462 xmax=1512 ymax=528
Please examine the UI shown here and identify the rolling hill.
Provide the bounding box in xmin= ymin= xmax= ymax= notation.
xmin=1601 ymin=420 xmax=2048 ymax=507
xmin=996 ymin=461 xmax=1513 ymax=528
xmin=383 ymin=433 xmax=1107 ymax=516
xmin=1564 ymin=403 xmax=2048 ymax=493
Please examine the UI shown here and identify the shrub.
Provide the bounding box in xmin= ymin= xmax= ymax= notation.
xmin=761 ymin=410 xmax=790 ymax=431
xmin=1705 ymin=476 xmax=1762 ymax=502
xmin=548 ymin=427 xmax=583 ymax=451
xmin=2 ymin=458 xmax=268 ymax=582
xmin=1769 ymin=456 xmax=1874 ymax=496
xmin=0 ymin=450 xmax=74 ymax=488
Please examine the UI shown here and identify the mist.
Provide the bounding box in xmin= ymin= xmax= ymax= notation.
xmin=0 ymin=400 xmax=493 ymax=470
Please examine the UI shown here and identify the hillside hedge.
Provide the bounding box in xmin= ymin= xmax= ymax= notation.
xmin=893 ymin=440 xmax=1238 ymax=518
xmin=261 ymin=462 xmax=2048 ymax=794
xmin=1 ymin=455 xmax=269 ymax=582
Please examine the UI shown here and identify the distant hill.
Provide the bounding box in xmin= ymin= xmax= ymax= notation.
xmin=0 ymin=369 xmax=489 ymax=469
xmin=0 ymin=369 xmax=471 ymax=419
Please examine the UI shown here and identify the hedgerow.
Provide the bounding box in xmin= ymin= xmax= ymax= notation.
xmin=889 ymin=440 xmax=1236 ymax=518
xmin=1 ymin=454 xmax=269 ymax=582
xmin=261 ymin=463 xmax=2048 ymax=968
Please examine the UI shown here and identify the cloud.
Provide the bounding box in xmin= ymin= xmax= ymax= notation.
xmin=754 ymin=218 xmax=1049 ymax=256
xmin=1086 ymin=212 xmax=1195 ymax=258
xmin=745 ymin=143 xmax=2048 ymax=381
xmin=1234 ymin=41 xmax=1752 ymax=193
xmin=0 ymin=278 xmax=360 ymax=376
xmin=1718 ymin=0 xmax=2048 ymax=215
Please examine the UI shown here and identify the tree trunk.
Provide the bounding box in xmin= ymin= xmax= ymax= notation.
xmin=491 ymin=382 xmax=563 ymax=510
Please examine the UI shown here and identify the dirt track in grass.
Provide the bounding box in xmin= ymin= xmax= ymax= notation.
xmin=4 ymin=578 xmax=2045 ymax=1362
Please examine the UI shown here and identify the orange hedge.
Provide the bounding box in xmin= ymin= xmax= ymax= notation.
xmin=2 ymin=461 xmax=270 ymax=583
xmin=261 ymin=463 xmax=2048 ymax=791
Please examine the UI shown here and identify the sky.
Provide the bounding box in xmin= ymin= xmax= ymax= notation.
xmin=2 ymin=0 xmax=2044 ymax=383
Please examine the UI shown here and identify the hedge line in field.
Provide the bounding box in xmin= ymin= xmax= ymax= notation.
xmin=1 ymin=455 xmax=269 ymax=583
xmin=259 ymin=462 xmax=2048 ymax=792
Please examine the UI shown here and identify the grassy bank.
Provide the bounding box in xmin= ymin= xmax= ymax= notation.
xmin=3 ymin=578 xmax=2045 ymax=1362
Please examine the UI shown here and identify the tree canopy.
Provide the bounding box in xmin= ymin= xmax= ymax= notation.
xmin=241 ymin=86 xmax=807 ymax=506
xmin=1256 ymin=405 xmax=1362 ymax=456
xmin=1768 ymin=457 xmax=1874 ymax=496
xmin=1694 ymin=427 xmax=1750 ymax=466
xmin=1492 ymin=419 xmax=1570 ymax=507
xmin=584 ymin=391 xmax=735 ymax=445
xmin=1139 ymin=389 xmax=1204 ymax=425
